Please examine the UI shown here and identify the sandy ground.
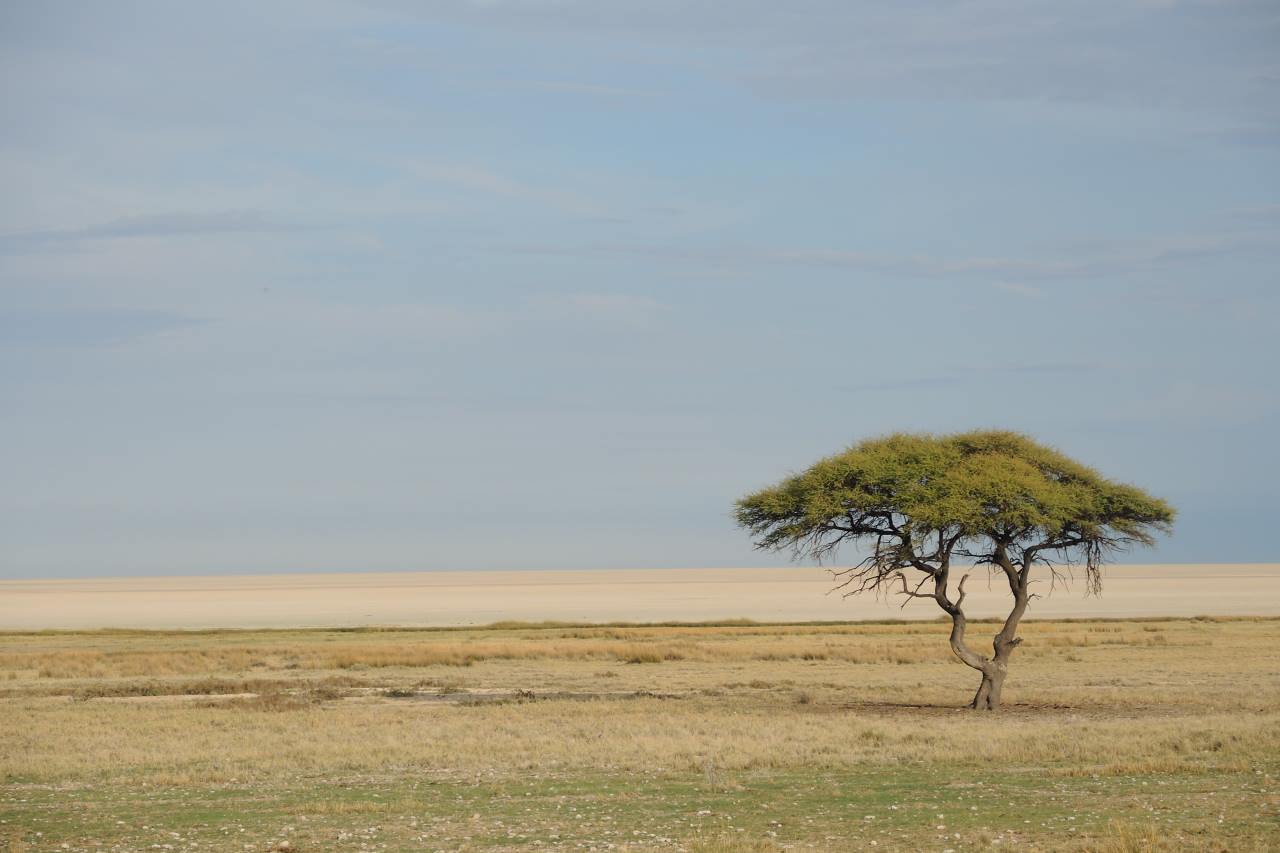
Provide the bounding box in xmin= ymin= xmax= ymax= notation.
xmin=2 ymin=564 xmax=1277 ymax=630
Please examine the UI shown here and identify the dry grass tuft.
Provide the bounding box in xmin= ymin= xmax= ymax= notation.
xmin=685 ymin=837 xmax=789 ymax=853
xmin=1086 ymin=821 xmax=1164 ymax=853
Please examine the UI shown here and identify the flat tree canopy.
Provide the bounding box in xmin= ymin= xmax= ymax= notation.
xmin=735 ymin=430 xmax=1175 ymax=709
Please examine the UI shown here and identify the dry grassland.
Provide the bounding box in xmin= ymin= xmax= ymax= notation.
xmin=2 ymin=618 xmax=1278 ymax=852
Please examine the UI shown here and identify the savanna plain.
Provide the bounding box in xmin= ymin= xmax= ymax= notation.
xmin=3 ymin=616 xmax=1278 ymax=853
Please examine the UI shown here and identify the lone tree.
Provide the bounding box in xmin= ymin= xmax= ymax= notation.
xmin=735 ymin=430 xmax=1174 ymax=710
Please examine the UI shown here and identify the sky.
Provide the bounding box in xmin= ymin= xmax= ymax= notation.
xmin=2 ymin=1 xmax=1278 ymax=578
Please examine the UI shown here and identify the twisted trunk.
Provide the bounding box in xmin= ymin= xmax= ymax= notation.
xmin=970 ymin=638 xmax=1016 ymax=710
xmin=945 ymin=608 xmax=1011 ymax=711
xmin=944 ymin=552 xmax=1029 ymax=711
xmin=971 ymin=667 xmax=1006 ymax=711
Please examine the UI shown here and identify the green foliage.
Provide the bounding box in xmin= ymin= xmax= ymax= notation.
xmin=735 ymin=430 xmax=1174 ymax=570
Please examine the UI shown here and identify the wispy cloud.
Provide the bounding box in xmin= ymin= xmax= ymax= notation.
xmin=431 ymin=0 xmax=1279 ymax=123
xmin=526 ymin=292 xmax=670 ymax=331
xmin=839 ymin=362 xmax=1103 ymax=394
xmin=1206 ymin=127 xmax=1280 ymax=149
xmin=1226 ymin=204 xmax=1280 ymax=224
xmin=509 ymin=228 xmax=1280 ymax=282
xmin=1096 ymin=381 xmax=1279 ymax=427
xmin=992 ymin=281 xmax=1043 ymax=297
xmin=407 ymin=162 xmax=601 ymax=216
xmin=0 ymin=309 xmax=206 ymax=347
xmin=474 ymin=78 xmax=664 ymax=98
xmin=0 ymin=210 xmax=303 ymax=254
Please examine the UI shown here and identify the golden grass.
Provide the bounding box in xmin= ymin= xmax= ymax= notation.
xmin=3 ymin=618 xmax=1278 ymax=787
xmin=9 ymin=692 xmax=1275 ymax=785
xmin=3 ymin=618 xmax=1278 ymax=853
xmin=1085 ymin=821 xmax=1164 ymax=853
xmin=0 ymin=617 xmax=1216 ymax=680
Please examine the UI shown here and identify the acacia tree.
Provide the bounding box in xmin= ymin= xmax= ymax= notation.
xmin=735 ymin=430 xmax=1174 ymax=710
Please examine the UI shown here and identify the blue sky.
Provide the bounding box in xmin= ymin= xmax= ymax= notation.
xmin=2 ymin=1 xmax=1278 ymax=577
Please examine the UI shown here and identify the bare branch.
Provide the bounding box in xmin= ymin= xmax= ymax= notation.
xmin=892 ymin=572 xmax=934 ymax=608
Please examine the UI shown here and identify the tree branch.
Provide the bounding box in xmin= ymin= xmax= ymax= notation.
xmin=892 ymin=572 xmax=935 ymax=607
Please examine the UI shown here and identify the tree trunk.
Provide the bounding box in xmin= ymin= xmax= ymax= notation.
xmin=933 ymin=566 xmax=1023 ymax=711
xmin=941 ymin=591 xmax=1008 ymax=710
xmin=969 ymin=591 xmax=1025 ymax=711
xmin=970 ymin=664 xmax=1007 ymax=711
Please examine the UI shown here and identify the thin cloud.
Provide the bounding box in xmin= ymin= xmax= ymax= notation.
xmin=839 ymin=362 xmax=1102 ymax=393
xmin=0 ymin=309 xmax=206 ymax=347
xmin=428 ymin=0 xmax=1278 ymax=122
xmin=543 ymin=292 xmax=669 ymax=330
xmin=0 ymin=210 xmax=303 ymax=254
xmin=992 ymin=281 xmax=1043 ymax=297
xmin=407 ymin=162 xmax=601 ymax=216
xmin=839 ymin=376 xmax=960 ymax=393
xmin=475 ymin=78 xmax=665 ymax=98
xmin=1225 ymin=204 xmax=1280 ymax=224
xmin=509 ymin=228 xmax=1280 ymax=281
xmin=1207 ymin=127 xmax=1280 ymax=149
